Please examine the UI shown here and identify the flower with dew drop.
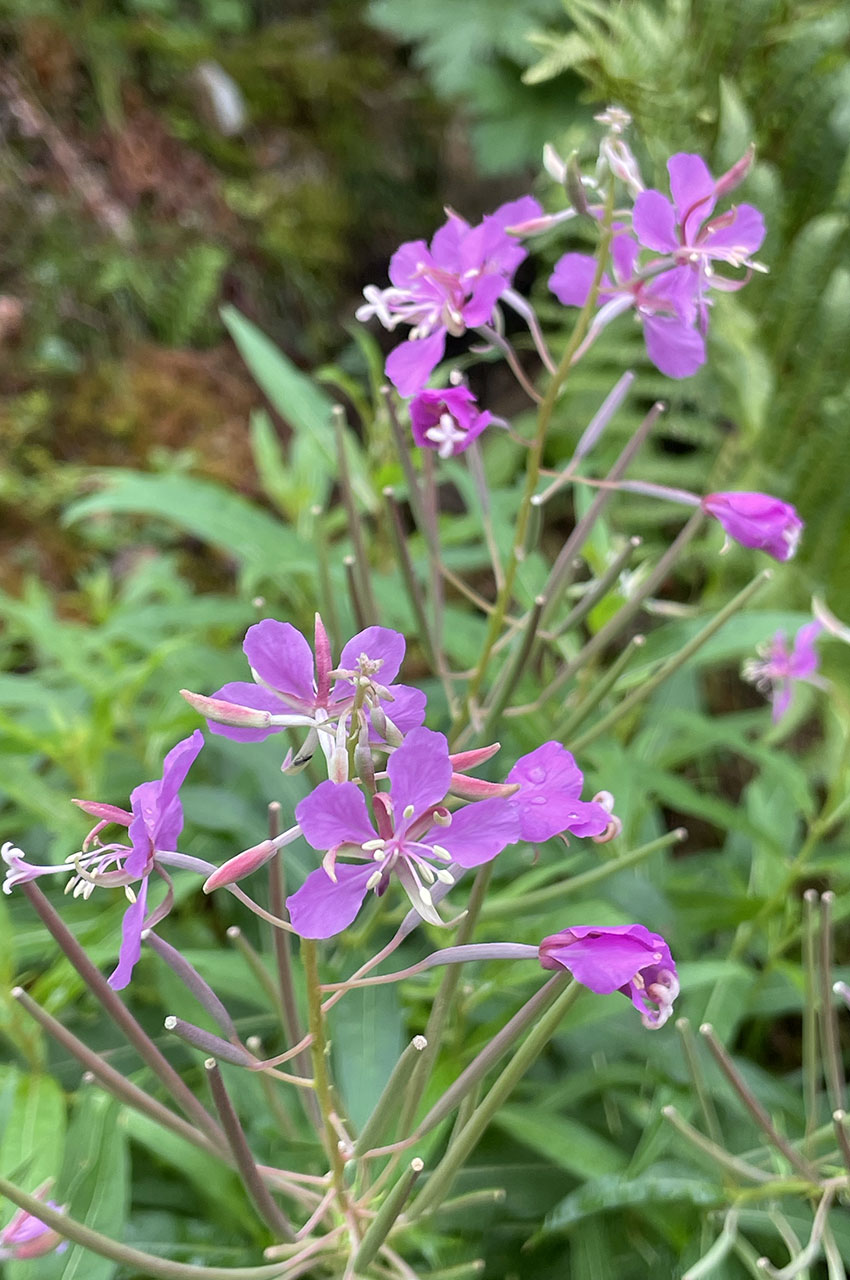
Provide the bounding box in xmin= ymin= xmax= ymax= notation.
xmin=539 ymin=924 xmax=679 ymax=1029
xmin=286 ymin=726 xmax=519 ymax=938
xmin=507 ymin=742 xmax=615 ymax=842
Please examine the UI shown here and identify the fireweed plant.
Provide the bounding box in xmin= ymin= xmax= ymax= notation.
xmin=2 ymin=109 xmax=847 ymax=1278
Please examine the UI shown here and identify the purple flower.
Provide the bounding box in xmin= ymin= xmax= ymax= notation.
xmin=3 ymin=731 xmax=204 ymax=990
xmin=409 ymin=386 xmax=493 ymax=458
xmin=549 ymin=231 xmax=705 ymax=379
xmin=357 ymin=196 xmax=542 ymax=396
xmin=0 ymin=1188 xmax=66 ymax=1261
xmin=190 ymin=616 xmax=426 ymax=765
xmin=539 ymin=924 xmax=679 ymax=1028
xmin=701 ymin=491 xmax=803 ymax=561
xmin=286 ymin=726 xmax=520 ymax=938
xmin=743 ymin=619 xmax=823 ymax=721
xmin=633 ymin=152 xmax=765 ymax=290
xmin=507 ymin=742 xmax=613 ymax=842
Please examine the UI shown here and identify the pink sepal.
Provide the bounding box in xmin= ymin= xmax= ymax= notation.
xmin=203 ymin=840 xmax=277 ymax=892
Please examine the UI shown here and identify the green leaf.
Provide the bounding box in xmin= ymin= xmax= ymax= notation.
xmin=221 ymin=305 xmax=374 ymax=514
xmin=541 ymin=1167 xmax=723 ymax=1234
xmin=0 ymin=1070 xmax=65 ymax=1188
xmin=40 ymin=1090 xmax=129 ymax=1280
xmin=330 ymin=983 xmax=404 ymax=1132
xmin=494 ymin=1105 xmax=627 ymax=1178
xmin=63 ymin=470 xmax=311 ymax=594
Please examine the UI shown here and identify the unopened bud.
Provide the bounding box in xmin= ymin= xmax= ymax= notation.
xmin=180 ymin=689 xmax=272 ymax=729
xmin=714 ymin=144 xmax=755 ymax=199
xmin=203 ymin=840 xmax=277 ymax=892
xmin=543 ymin=141 xmax=566 ymax=184
xmin=329 ymin=746 xmax=349 ymax=784
xmin=565 ymin=150 xmax=591 ymax=217
xmin=354 ymin=740 xmax=376 ymax=792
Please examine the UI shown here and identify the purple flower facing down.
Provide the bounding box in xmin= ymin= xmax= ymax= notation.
xmin=410 ymin=386 xmax=493 ymax=458
xmin=356 ymin=196 xmax=542 ymax=396
xmin=286 ymin=726 xmax=520 ymax=938
xmin=744 ymin=620 xmax=823 ymax=722
xmin=507 ymin=742 xmax=612 ymax=843
xmin=549 ymin=231 xmax=705 ymax=379
xmin=193 ymin=615 xmax=426 ymax=766
xmin=2 ymin=731 xmax=204 ymax=990
xmin=0 ymin=1191 xmax=67 ymax=1261
xmin=539 ymin=924 xmax=679 ymax=1028
xmin=701 ymin=491 xmax=803 ymax=561
xmin=633 ymin=152 xmax=765 ymax=286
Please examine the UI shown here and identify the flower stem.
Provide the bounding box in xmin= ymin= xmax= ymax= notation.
xmin=21 ymin=881 xmax=227 ymax=1152
xmin=408 ymin=977 xmax=579 ymax=1216
xmin=205 ymin=1059 xmax=295 ymax=1241
xmin=451 ymin=185 xmax=617 ymax=746
xmin=301 ymin=939 xmax=351 ymax=1214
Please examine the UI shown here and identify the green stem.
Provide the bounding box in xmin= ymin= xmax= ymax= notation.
xmin=302 ymin=940 xmax=349 ymax=1208
xmin=569 ymin=568 xmax=770 ymax=753
xmin=408 ymin=978 xmax=579 ymax=1216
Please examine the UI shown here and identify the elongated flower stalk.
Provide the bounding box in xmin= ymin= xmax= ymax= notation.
xmin=5 ymin=106 xmax=837 ymax=1279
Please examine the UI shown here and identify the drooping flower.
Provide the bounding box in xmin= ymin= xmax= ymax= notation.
xmin=701 ymin=491 xmax=803 ymax=561
xmin=538 ymin=924 xmax=678 ymax=1028
xmin=549 ymin=230 xmax=705 ymax=378
xmin=409 ymin=386 xmax=493 ymax=458
xmin=507 ymin=742 xmax=613 ymax=842
xmin=3 ymin=731 xmax=204 ymax=990
xmin=185 ymin=615 xmax=426 ymax=768
xmin=743 ymin=619 xmax=823 ymax=721
xmin=286 ymin=726 xmax=520 ymax=938
xmin=0 ymin=1186 xmax=67 ymax=1261
xmin=632 ymin=152 xmax=765 ymax=296
xmin=356 ymin=196 xmax=542 ymax=396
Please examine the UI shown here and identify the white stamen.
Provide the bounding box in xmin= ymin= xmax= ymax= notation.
xmin=402 ymin=804 xmax=415 ymax=820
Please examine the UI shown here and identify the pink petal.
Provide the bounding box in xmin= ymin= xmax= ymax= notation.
xmin=339 ymin=626 xmax=406 ymax=685
xmin=295 ymin=780 xmax=376 ymax=851
xmin=642 ymin=314 xmax=705 ymax=378
xmin=462 ymin=272 xmax=508 ymax=327
xmin=243 ymin=620 xmax=315 ymax=704
xmin=377 ymin=684 xmax=427 ymax=735
xmin=386 ymin=726 xmax=453 ymax=820
xmin=286 ymin=863 xmax=377 ymax=939
xmin=703 ymin=204 xmax=766 ymax=256
xmin=426 ymin=796 xmax=519 ymax=867
xmin=549 ymin=253 xmax=600 ymax=308
xmin=108 ymin=876 xmax=149 ymax=990
xmin=610 ymin=233 xmax=640 ymax=283
xmin=430 ymin=213 xmax=469 ymax=270
xmin=632 ymin=190 xmax=678 ymax=253
xmin=668 ymin=153 xmax=716 ymax=230
xmin=388 ymin=239 xmax=431 ymax=290
xmin=385 ymin=331 xmax=446 ymax=397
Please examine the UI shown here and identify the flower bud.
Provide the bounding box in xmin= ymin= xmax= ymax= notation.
xmin=701 ymin=491 xmax=803 ymax=561
xmin=180 ymin=689 xmax=273 ymax=729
